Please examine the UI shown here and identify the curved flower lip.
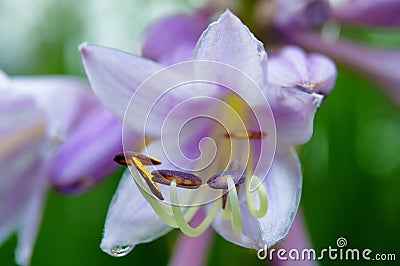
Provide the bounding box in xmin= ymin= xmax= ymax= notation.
xmin=331 ymin=0 xmax=400 ymax=27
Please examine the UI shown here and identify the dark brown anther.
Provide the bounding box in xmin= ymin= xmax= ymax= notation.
xmin=151 ymin=170 xmax=202 ymax=189
xmin=113 ymin=151 xmax=161 ymax=166
xmin=207 ymin=170 xmax=245 ymax=189
xmin=224 ymin=130 xmax=267 ymax=139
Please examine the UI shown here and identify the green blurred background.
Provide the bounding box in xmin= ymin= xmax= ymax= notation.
xmin=0 ymin=0 xmax=399 ymax=265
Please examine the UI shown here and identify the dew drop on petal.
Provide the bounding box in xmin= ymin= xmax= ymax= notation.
xmin=109 ymin=245 xmax=134 ymax=257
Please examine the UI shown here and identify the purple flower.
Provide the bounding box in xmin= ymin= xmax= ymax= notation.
xmin=265 ymin=0 xmax=400 ymax=104
xmin=0 ymin=71 xmax=125 ymax=265
xmin=80 ymin=10 xmax=336 ymax=255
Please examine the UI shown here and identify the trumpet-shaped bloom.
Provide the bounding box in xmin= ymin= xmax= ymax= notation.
xmin=0 ymin=72 xmax=125 ymax=265
xmin=80 ymin=10 xmax=336 ymax=255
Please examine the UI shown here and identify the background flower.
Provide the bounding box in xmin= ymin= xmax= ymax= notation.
xmin=1 ymin=0 xmax=399 ymax=265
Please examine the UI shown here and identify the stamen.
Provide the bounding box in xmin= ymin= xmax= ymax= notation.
xmin=245 ymin=175 xmax=268 ymax=218
xmin=113 ymin=151 xmax=161 ymax=166
xmin=170 ymin=180 xmax=220 ymax=237
xmin=227 ymin=176 xmax=243 ymax=235
xmin=151 ymin=170 xmax=202 ymax=189
xmin=131 ymin=157 xmax=164 ymax=200
xmin=129 ymin=165 xmax=203 ymax=228
xmin=294 ymin=82 xmax=316 ymax=93
xmin=224 ymin=130 xmax=267 ymax=139
xmin=207 ymin=170 xmax=245 ymax=189
xmin=129 ymin=165 xmax=177 ymax=227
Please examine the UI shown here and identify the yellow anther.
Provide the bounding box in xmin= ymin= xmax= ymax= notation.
xmin=131 ymin=157 xmax=164 ymax=200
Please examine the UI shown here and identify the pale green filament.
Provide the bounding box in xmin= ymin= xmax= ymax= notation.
xmin=170 ymin=180 xmax=220 ymax=237
xmin=130 ymin=166 xmax=217 ymax=235
xmin=130 ymin=166 xmax=204 ymax=227
xmin=245 ymin=175 xmax=268 ymax=218
xmin=222 ymin=192 xmax=232 ymax=221
xmin=227 ymin=176 xmax=243 ymax=235
xmin=130 ymin=166 xmax=177 ymax=227
xmin=129 ymin=165 xmax=260 ymax=238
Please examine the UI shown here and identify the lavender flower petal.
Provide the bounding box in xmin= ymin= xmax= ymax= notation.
xmin=266 ymin=45 xmax=336 ymax=144
xmin=290 ymin=31 xmax=400 ymax=105
xmin=80 ymin=44 xmax=210 ymax=137
xmin=10 ymin=77 xmax=97 ymax=142
xmin=48 ymin=106 xmax=138 ymax=194
xmin=1 ymin=73 xmax=110 ymax=265
xmin=212 ymin=144 xmax=302 ymax=249
xmin=332 ymin=0 xmax=400 ymax=27
xmin=0 ymin=94 xmax=45 ymax=195
xmin=142 ymin=10 xmax=210 ymax=65
xmin=15 ymin=171 xmax=47 ymax=266
xmin=0 ymin=109 xmax=47 ymax=266
xmin=100 ymin=170 xmax=172 ymax=256
xmin=80 ymin=44 xmax=164 ymax=124
xmin=268 ymin=45 xmax=336 ymax=98
xmin=194 ymin=10 xmax=267 ymax=89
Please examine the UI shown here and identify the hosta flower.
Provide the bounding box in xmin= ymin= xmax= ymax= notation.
xmin=0 ymin=71 xmax=126 ymax=265
xmin=261 ymin=0 xmax=400 ymax=105
xmin=80 ymin=10 xmax=336 ymax=257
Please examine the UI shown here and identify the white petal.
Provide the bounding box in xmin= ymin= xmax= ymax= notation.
xmin=100 ymin=170 xmax=172 ymax=255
